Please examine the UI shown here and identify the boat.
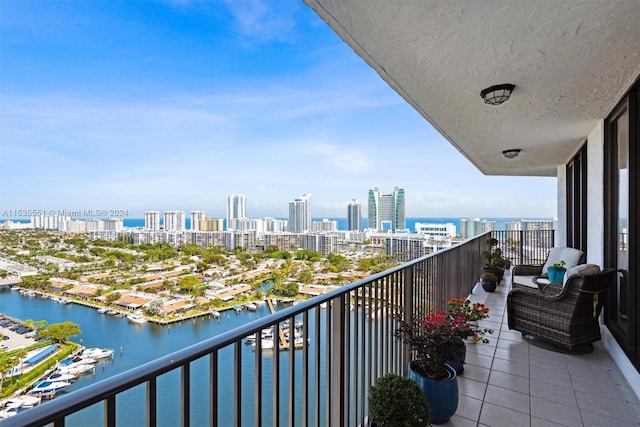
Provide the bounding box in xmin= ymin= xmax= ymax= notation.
xmin=81 ymin=348 xmax=114 ymax=359
xmin=97 ymin=308 xmax=108 ymax=314
xmin=245 ymin=302 xmax=257 ymax=311
xmin=211 ymin=310 xmax=221 ymax=319
xmin=50 ymin=296 xmax=61 ymax=303
xmin=46 ymin=372 xmax=77 ymax=382
xmin=57 ymin=363 xmax=95 ymax=375
xmin=9 ymin=286 xmax=20 ymax=291
xmin=254 ymin=300 xmax=266 ymax=306
xmin=271 ymin=298 xmax=278 ymax=306
xmin=251 ymin=338 xmax=275 ymax=350
xmin=59 ymin=355 xmax=97 ymax=366
xmin=0 ymin=405 xmax=28 ymax=419
xmin=127 ymin=311 xmax=148 ymax=324
xmin=28 ymin=380 xmax=71 ymax=396
xmin=2 ymin=395 xmax=41 ymax=409
xmin=106 ymin=310 xmax=117 ymax=315
xmin=60 ymin=297 xmax=71 ymax=304
xmin=233 ymin=305 xmax=242 ymax=313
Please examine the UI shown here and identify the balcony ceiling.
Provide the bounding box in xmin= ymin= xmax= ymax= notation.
xmin=304 ymin=0 xmax=640 ymax=176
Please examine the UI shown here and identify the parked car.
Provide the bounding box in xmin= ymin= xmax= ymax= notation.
xmin=2 ymin=335 xmax=8 ymax=340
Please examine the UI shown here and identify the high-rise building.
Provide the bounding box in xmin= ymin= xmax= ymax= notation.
xmin=190 ymin=211 xmax=206 ymax=230
xmin=227 ymin=194 xmax=246 ymax=230
xmin=163 ymin=211 xmax=186 ymax=231
xmin=144 ymin=211 xmax=160 ymax=230
xmin=347 ymin=199 xmax=362 ymax=231
xmin=460 ymin=218 xmax=495 ymax=239
xmin=312 ymin=219 xmax=338 ymax=232
xmin=368 ymin=186 xmax=405 ymax=232
xmin=288 ymin=193 xmax=312 ymax=233
xmin=198 ymin=217 xmax=224 ymax=231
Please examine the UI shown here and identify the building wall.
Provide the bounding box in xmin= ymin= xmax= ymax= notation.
xmin=587 ymin=120 xmax=605 ymax=266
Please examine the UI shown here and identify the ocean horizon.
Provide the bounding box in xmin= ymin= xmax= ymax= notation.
xmin=1 ymin=217 xmax=554 ymax=232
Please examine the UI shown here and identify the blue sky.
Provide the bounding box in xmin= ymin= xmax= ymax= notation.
xmin=0 ymin=0 xmax=556 ymax=220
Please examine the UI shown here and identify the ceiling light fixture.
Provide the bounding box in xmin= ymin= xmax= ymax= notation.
xmin=480 ymin=84 xmax=515 ymax=105
xmin=502 ymin=149 xmax=521 ymax=159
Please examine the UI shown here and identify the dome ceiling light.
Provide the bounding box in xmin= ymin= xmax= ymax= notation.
xmin=480 ymin=84 xmax=515 ymax=105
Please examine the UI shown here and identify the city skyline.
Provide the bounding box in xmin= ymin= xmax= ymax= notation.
xmin=0 ymin=1 xmax=557 ymax=219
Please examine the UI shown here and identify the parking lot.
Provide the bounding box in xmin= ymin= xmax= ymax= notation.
xmin=0 ymin=321 xmax=37 ymax=351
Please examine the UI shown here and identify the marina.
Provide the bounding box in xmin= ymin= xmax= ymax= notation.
xmin=0 ymin=287 xmax=330 ymax=426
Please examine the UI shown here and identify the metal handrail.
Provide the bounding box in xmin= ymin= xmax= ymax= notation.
xmin=3 ymin=231 xmax=551 ymax=427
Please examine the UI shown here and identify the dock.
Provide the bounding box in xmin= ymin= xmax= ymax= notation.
xmin=265 ymin=299 xmax=304 ymax=351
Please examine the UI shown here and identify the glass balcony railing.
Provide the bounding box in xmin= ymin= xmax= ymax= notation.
xmin=3 ymin=231 xmax=553 ymax=427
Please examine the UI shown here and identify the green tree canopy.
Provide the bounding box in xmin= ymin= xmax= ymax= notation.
xmin=176 ymin=275 xmax=202 ymax=294
xmin=46 ymin=321 xmax=81 ymax=344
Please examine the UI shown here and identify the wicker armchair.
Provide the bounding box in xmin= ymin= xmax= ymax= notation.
xmin=512 ymin=247 xmax=585 ymax=290
xmin=507 ymin=267 xmax=615 ymax=351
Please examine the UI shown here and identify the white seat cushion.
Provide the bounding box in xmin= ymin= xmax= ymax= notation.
xmin=512 ymin=275 xmax=538 ymax=288
xmin=541 ymin=247 xmax=584 ymax=275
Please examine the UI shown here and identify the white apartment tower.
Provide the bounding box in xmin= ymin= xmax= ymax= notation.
xmin=288 ymin=193 xmax=312 ymax=233
xmin=227 ymin=194 xmax=246 ymax=230
xmin=190 ymin=211 xmax=206 ymax=230
xmin=347 ymin=199 xmax=362 ymax=231
xmin=144 ymin=211 xmax=160 ymax=230
xmin=460 ymin=218 xmax=496 ymax=239
xmin=163 ymin=211 xmax=186 ymax=231
xmin=368 ymin=186 xmax=405 ymax=232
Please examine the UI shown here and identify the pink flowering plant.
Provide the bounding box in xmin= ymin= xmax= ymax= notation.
xmin=395 ymin=303 xmax=493 ymax=380
xmin=447 ymin=298 xmax=493 ymax=343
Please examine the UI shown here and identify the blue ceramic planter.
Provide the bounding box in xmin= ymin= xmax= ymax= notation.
xmin=548 ymin=267 xmax=566 ymax=284
xmin=408 ymin=362 xmax=458 ymax=424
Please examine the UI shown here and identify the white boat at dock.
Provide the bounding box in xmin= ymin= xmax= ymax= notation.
xmin=233 ymin=305 xmax=243 ymax=313
xmin=0 ymin=405 xmax=28 ymax=419
xmin=59 ymin=355 xmax=97 ymax=366
xmin=251 ymin=338 xmax=275 ymax=349
xmin=127 ymin=311 xmax=148 ymax=324
xmin=28 ymin=380 xmax=71 ymax=396
xmin=254 ymin=300 xmax=266 ymax=306
xmin=46 ymin=372 xmax=77 ymax=382
xmin=245 ymin=302 xmax=257 ymax=311
xmin=81 ymin=347 xmax=114 ymax=359
xmin=2 ymin=395 xmax=41 ymax=409
xmin=211 ymin=311 xmax=221 ymax=319
xmin=97 ymin=308 xmax=108 ymax=314
xmin=60 ymin=297 xmax=71 ymax=304
xmin=57 ymin=363 xmax=95 ymax=375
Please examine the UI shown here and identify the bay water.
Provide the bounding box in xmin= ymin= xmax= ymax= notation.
xmin=0 ymin=289 xmax=328 ymax=426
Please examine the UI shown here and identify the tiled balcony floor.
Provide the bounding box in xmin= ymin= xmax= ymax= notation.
xmin=445 ymin=270 xmax=640 ymax=427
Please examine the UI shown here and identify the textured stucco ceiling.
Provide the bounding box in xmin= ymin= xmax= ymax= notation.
xmin=304 ymin=0 xmax=640 ymax=176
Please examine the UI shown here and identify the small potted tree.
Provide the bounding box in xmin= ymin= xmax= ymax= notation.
xmin=482 ymin=237 xmax=505 ymax=282
xmin=480 ymin=272 xmax=498 ymax=292
xmin=368 ymin=373 xmax=431 ymax=427
xmin=547 ymin=260 xmax=566 ymax=284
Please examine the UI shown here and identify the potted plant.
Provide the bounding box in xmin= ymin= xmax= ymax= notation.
xmin=445 ymin=298 xmax=493 ymax=374
xmin=368 ymin=373 xmax=431 ymax=427
xmin=394 ymin=310 xmax=472 ymax=424
xmin=547 ymin=260 xmax=566 ymax=284
xmin=482 ymin=237 xmax=505 ymax=282
xmin=480 ymin=272 xmax=498 ymax=292
xmin=447 ymin=298 xmax=493 ymax=343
